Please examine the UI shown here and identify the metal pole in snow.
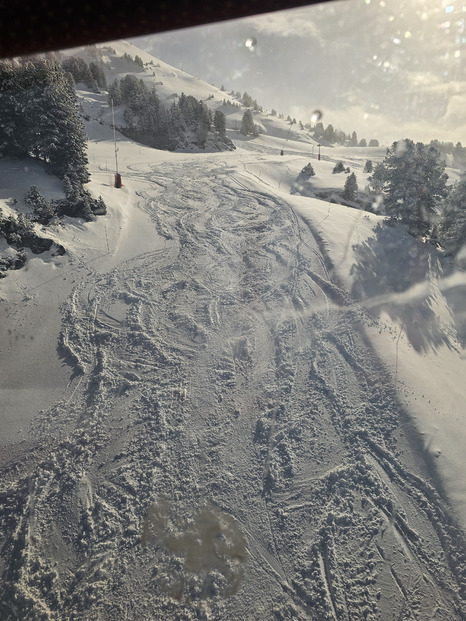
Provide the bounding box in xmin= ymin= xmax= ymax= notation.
xmin=112 ymin=98 xmax=119 ymax=175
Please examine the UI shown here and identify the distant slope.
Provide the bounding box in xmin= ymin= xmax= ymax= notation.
xmin=65 ymin=40 xmax=317 ymax=146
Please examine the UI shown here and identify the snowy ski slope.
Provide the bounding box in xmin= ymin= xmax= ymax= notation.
xmin=0 ymin=41 xmax=465 ymax=620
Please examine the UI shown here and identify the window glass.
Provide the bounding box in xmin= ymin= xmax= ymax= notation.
xmin=1 ymin=2 xmax=465 ymax=619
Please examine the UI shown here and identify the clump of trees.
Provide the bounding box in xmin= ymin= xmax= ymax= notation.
xmin=61 ymin=57 xmax=107 ymax=92
xmin=242 ymin=91 xmax=262 ymax=112
xmin=122 ymin=52 xmax=144 ymax=68
xmin=311 ymin=121 xmax=379 ymax=147
xmin=0 ymin=58 xmax=89 ymax=185
xmin=0 ymin=210 xmax=56 ymax=255
xmin=24 ymin=186 xmax=55 ymax=224
xmin=0 ymin=58 xmax=105 ymax=221
xmin=368 ymin=138 xmax=465 ymax=260
xmin=108 ymin=77 xmax=233 ymax=151
xmin=429 ymin=139 xmax=466 ymax=169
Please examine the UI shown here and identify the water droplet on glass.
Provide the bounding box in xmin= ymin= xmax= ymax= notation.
xmin=311 ymin=110 xmax=323 ymax=123
xmin=245 ymin=37 xmax=257 ymax=52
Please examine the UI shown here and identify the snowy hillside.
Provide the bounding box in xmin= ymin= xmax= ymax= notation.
xmin=1 ymin=42 xmax=466 ymax=620
xmin=67 ymin=39 xmax=316 ymax=153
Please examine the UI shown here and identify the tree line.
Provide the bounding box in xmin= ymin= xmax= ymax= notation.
xmin=0 ymin=57 xmax=106 ymax=272
xmin=312 ymin=122 xmax=379 ymax=147
xmin=108 ymin=76 xmax=234 ymax=151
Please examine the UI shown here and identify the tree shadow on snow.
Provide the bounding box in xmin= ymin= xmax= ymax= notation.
xmin=351 ymin=223 xmax=453 ymax=354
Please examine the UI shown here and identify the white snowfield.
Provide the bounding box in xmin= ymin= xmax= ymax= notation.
xmin=0 ymin=41 xmax=465 ymax=620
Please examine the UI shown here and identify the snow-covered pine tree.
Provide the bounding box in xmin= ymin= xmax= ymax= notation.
xmin=372 ymin=139 xmax=448 ymax=239
xmin=333 ymin=161 xmax=345 ymax=174
xmin=89 ymin=61 xmax=107 ymax=90
xmin=213 ymin=110 xmax=226 ymax=136
xmin=24 ymin=186 xmax=55 ymax=224
xmin=342 ymin=172 xmax=358 ymax=201
xmin=240 ymin=109 xmax=255 ymax=136
xmin=363 ymin=159 xmax=373 ymax=173
xmin=167 ymin=101 xmax=186 ymax=148
xmin=108 ymin=79 xmax=122 ymax=105
xmin=299 ymin=163 xmax=315 ymax=179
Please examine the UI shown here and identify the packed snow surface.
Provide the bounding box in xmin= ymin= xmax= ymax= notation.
xmin=0 ymin=42 xmax=465 ymax=620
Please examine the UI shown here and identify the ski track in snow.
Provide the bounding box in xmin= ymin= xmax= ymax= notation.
xmin=1 ymin=155 xmax=465 ymax=620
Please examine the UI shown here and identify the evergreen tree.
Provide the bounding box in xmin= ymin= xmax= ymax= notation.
xmin=108 ymin=79 xmax=122 ymax=105
xmin=213 ymin=110 xmax=226 ymax=136
xmin=342 ymin=172 xmax=358 ymax=201
xmin=25 ymin=185 xmax=55 ymax=224
xmin=298 ymin=163 xmax=315 ymax=178
xmin=350 ymin=131 xmax=358 ymax=146
xmin=323 ymin=124 xmax=335 ymax=143
xmin=313 ymin=121 xmax=324 ymax=139
xmin=89 ymin=61 xmax=107 ymax=90
xmin=167 ymin=101 xmax=186 ymax=148
xmin=439 ymin=171 xmax=466 ymax=256
xmin=363 ymin=159 xmax=373 ymax=173
xmin=333 ymin=161 xmax=345 ymax=174
xmin=120 ymin=74 xmax=143 ymax=108
xmin=196 ymin=102 xmax=211 ymax=146
xmin=240 ymin=109 xmax=255 ymax=135
xmin=122 ymin=107 xmax=137 ymax=130
xmin=242 ymin=92 xmax=254 ymax=107
xmin=372 ymin=139 xmax=448 ymax=238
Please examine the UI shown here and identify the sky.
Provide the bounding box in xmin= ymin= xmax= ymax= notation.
xmin=133 ymin=0 xmax=466 ymax=146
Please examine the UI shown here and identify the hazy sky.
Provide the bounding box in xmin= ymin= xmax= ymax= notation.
xmin=133 ymin=0 xmax=466 ymax=145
